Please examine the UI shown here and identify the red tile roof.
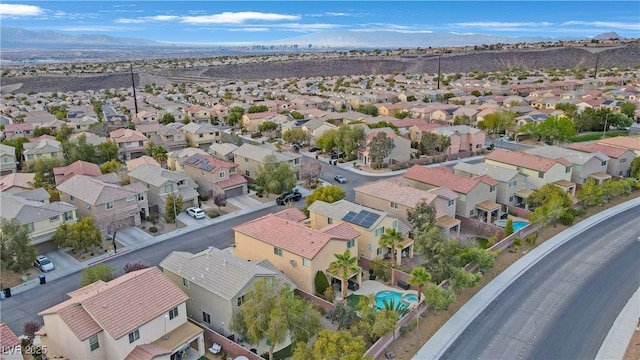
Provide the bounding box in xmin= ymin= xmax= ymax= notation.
xmin=29 ymin=134 xmax=57 ymax=143
xmin=568 ymin=142 xmax=630 ymax=158
xmin=184 ymin=154 xmax=237 ymax=172
xmin=274 ymin=208 xmax=307 ymax=222
xmin=54 ymin=160 xmax=102 ymax=185
xmin=412 ymin=123 xmax=444 ymax=132
xmin=109 ymin=128 xmax=147 ymax=143
xmin=125 ymin=344 xmax=171 ymax=360
xmin=39 ymin=267 xmax=188 ymax=341
xmin=597 ymin=136 xmax=640 ymax=152
xmin=233 ymin=214 xmax=349 ymax=259
xmin=403 ymin=165 xmax=497 ymax=194
xmin=215 ymin=173 xmax=247 ymax=189
xmin=485 ymin=148 xmax=572 ymax=171
xmin=4 ymin=123 xmax=33 ymax=131
xmin=0 ymin=323 xmax=20 ymax=349
xmin=390 ymin=118 xmax=428 ymax=128
xmin=365 ymin=131 xmax=395 ymax=141
xmin=320 ymin=222 xmax=361 ymax=240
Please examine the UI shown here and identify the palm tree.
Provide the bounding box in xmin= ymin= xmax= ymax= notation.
xmin=328 ymin=250 xmax=360 ymax=300
xmin=438 ymin=135 xmax=452 ymax=155
xmin=379 ymin=227 xmax=404 ymax=285
xmin=408 ymin=266 xmax=431 ymax=303
xmin=151 ymin=145 xmax=168 ymax=167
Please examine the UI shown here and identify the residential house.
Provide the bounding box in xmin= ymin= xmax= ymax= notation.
xmin=67 ymin=115 xmax=98 ymax=132
xmin=453 ymin=162 xmax=530 ymax=208
xmin=241 ymin=111 xmax=279 ymax=133
xmin=0 ymin=172 xmax=35 ymax=193
xmin=160 ymin=248 xmax=295 ymax=342
xmin=167 ymin=148 xmax=208 ymax=172
xmin=57 ymin=175 xmax=149 ymax=237
xmin=208 ymin=142 xmax=238 ymax=162
xmin=155 ymin=125 xmax=187 ymax=152
xmin=183 ymin=154 xmax=247 ymax=198
xmin=354 ymin=177 xmax=460 ymax=237
xmin=54 ymin=160 xmax=102 ymax=186
xmin=102 ymin=106 xmax=128 ymax=127
xmin=525 ymin=145 xmax=611 ymax=184
xmin=485 ymin=149 xmax=576 ymax=196
xmin=126 ymin=155 xmax=161 ymax=171
xmin=2 ymin=123 xmax=33 ymax=139
xmin=132 ymin=110 xmax=157 ymax=125
xmin=358 ymin=129 xmax=411 ymax=166
xmin=181 ymin=122 xmax=223 ymax=149
xmin=431 ymin=125 xmax=486 ymax=155
xmin=70 ymin=132 xmax=107 ymax=147
xmin=0 ymin=192 xmax=77 ymax=246
xmin=184 ymin=106 xmax=211 ymax=124
xmin=110 ymin=128 xmax=148 ymax=161
xmin=569 ymin=142 xmax=636 ymax=177
xmin=430 ymin=107 xmax=459 ymax=123
xmin=38 ymin=267 xmax=204 ymax=360
xmin=233 ymin=208 xmax=361 ymax=294
xmin=389 ymin=118 xmax=428 ymax=137
xmin=128 ymin=164 xmax=199 ymax=215
xmin=403 ymin=165 xmax=501 ymax=223
xmin=22 ymin=138 xmax=64 ymax=163
xmin=0 ymin=143 xmax=17 ymax=175
xmin=409 ymin=123 xmax=444 ymax=143
xmin=0 ymin=323 xmax=21 ymax=360
xmin=233 ymin=143 xmax=302 ymax=180
xmin=307 ymin=199 xmax=414 ymax=265
xmin=597 ymin=136 xmax=640 ymax=156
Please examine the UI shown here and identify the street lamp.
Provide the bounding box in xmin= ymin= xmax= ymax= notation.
xmin=172 ymin=185 xmax=179 ymax=231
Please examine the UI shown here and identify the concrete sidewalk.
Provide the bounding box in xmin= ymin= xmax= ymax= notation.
xmin=414 ymin=197 xmax=640 ymax=359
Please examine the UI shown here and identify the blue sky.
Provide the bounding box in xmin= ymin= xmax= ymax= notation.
xmin=1 ymin=1 xmax=639 ymax=45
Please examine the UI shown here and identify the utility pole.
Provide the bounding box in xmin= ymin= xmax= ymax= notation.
xmin=593 ymin=54 xmax=600 ymax=79
xmin=437 ymin=55 xmax=442 ymax=90
xmin=602 ymin=112 xmax=609 ymax=139
xmin=130 ymin=64 xmax=138 ymax=118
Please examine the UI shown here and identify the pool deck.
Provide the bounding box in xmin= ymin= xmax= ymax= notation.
xmin=353 ymin=280 xmax=419 ymax=300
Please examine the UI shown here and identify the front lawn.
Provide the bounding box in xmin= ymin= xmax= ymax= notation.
xmin=568 ymin=131 xmax=628 ymax=143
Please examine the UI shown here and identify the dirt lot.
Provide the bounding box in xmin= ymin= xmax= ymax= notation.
xmin=379 ymin=192 xmax=640 ymax=360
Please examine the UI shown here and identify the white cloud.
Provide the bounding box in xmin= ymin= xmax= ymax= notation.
xmin=450 ymin=21 xmax=554 ymax=28
xmin=227 ymin=27 xmax=270 ymax=32
xmin=0 ymin=4 xmax=44 ymax=17
xmin=181 ymin=11 xmax=299 ymax=24
xmin=57 ymin=26 xmax=129 ymax=32
xmin=562 ymin=21 xmax=640 ymax=31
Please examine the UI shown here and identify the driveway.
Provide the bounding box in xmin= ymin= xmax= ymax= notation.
xmin=114 ymin=227 xmax=153 ymax=247
xmin=226 ymin=194 xmax=265 ymax=210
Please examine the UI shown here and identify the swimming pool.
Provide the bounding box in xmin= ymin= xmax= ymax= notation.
xmin=496 ymin=220 xmax=529 ymax=232
xmin=375 ymin=291 xmax=408 ymax=310
xmin=404 ymin=293 xmax=419 ymax=303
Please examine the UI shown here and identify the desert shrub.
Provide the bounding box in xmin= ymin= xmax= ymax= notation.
xmin=323 ymin=287 xmax=336 ymax=303
xmin=149 ymin=226 xmax=158 ymax=233
xmin=23 ymin=321 xmax=41 ymax=341
xmin=513 ymin=238 xmax=522 ymax=247
xmin=124 ymin=261 xmax=149 ymax=273
xmin=559 ymin=211 xmax=574 ymax=226
xmin=525 ymin=235 xmax=538 ymax=246
xmin=206 ymin=209 xmax=220 ymax=218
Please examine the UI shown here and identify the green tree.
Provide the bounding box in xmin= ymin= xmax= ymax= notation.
xmin=328 ymin=250 xmax=360 ymax=300
xmin=357 ymin=104 xmax=379 ymax=116
xmin=257 ymin=121 xmax=278 ymax=136
xmin=292 ymin=330 xmax=369 ymax=360
xmin=55 ymin=124 xmax=73 ymax=142
xmin=248 ymin=104 xmax=269 ymax=113
xmin=503 ymin=218 xmax=514 ymax=236
xmin=526 ymin=183 xmax=573 ymax=208
xmin=537 ymin=116 xmax=577 ymax=144
xmin=63 ymin=134 xmax=96 ymax=163
xmin=314 ymin=270 xmax=330 ymax=296
xmin=424 ymin=285 xmax=455 ymax=311
xmin=379 ymin=228 xmax=404 ymax=284
xmin=88 ymin=121 xmax=110 ymax=137
xmin=477 ymin=110 xmax=515 ymax=142
xmin=305 ymin=185 xmax=346 ymax=206
xmin=28 ymin=157 xmax=62 ymax=189
xmin=2 ymin=137 xmax=30 ymax=160
xmin=165 ymin=193 xmax=184 ymax=222
xmin=408 ymin=266 xmax=431 ymax=302
xmin=33 ymin=127 xmax=55 ymax=137
xmin=453 ymin=114 xmax=472 ymax=126
xmin=52 ymin=217 xmax=102 ymax=252
xmin=0 ymin=218 xmax=37 ymax=272
xmin=335 ymin=125 xmax=365 ymax=160
xmin=414 ymin=228 xmax=459 ymax=283
xmin=407 ymin=199 xmax=437 ymax=232
xmin=151 ymin=145 xmax=168 ymax=165
xmin=80 ymin=264 xmax=115 ymax=286
xmin=620 ymin=102 xmax=637 ymax=119
xmin=351 ymin=295 xmax=398 ymax=343
xmin=254 ymin=154 xmax=296 ymax=197
xmin=96 ymin=141 xmax=119 ymax=162
xmin=225 ymin=106 xmax=245 ymax=127
xmin=631 ymin=157 xmax=640 ymax=179
xmin=100 ymin=159 xmax=122 ymax=174
xmin=449 ymin=267 xmax=482 ymax=292
xmin=282 ymin=128 xmax=307 ymax=144
xmin=368 ymin=132 xmax=395 ymax=168
xmin=437 ymin=134 xmax=452 ymax=154
xmin=160 ymin=113 xmax=176 ymax=125
xmin=326 ymin=301 xmax=357 ymax=330
xmin=230 ymin=279 xmax=320 ymax=360
xmin=219 ymin=132 xmax=244 ymax=146
xmin=457 ymin=247 xmax=496 ymax=272
xmin=419 ymin=132 xmax=440 ymax=154
xmin=315 ymin=129 xmax=338 ymax=152
xmin=577 ymin=178 xmax=604 ymax=207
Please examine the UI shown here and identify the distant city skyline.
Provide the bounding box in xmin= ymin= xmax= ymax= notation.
xmin=1 ymin=1 xmax=639 ymax=45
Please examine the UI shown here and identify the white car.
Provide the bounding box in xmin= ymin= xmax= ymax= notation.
xmin=186 ymin=207 xmax=206 ymax=219
xmin=34 ymin=255 xmax=54 ymax=272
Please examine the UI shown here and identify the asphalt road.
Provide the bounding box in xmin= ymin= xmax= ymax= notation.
xmin=441 ymin=205 xmax=640 ymax=360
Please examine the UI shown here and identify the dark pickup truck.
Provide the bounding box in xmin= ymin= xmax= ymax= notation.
xmin=276 ymin=189 xmax=302 ymax=205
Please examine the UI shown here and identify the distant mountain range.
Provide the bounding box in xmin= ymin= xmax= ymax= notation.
xmin=0 ymin=26 xmax=623 ymax=49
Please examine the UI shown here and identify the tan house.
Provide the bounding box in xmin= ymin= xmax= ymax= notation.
xmin=128 ymin=164 xmax=199 ymax=215
xmin=358 ymin=130 xmax=411 ymax=166
xmin=431 ymin=125 xmax=486 ymax=155
xmin=160 ymin=248 xmax=295 ymax=343
xmin=110 ymin=128 xmax=148 ymax=161
xmin=183 ymin=154 xmax=247 ymax=198
xmin=0 ymin=172 xmax=35 ymax=193
xmin=0 ymin=143 xmax=17 ymax=175
xmin=569 ymin=142 xmax=636 ymax=177
xmin=22 ymin=138 xmax=64 ymax=163
xmin=453 ymin=162 xmax=530 ymax=208
xmin=233 ymin=143 xmax=302 ymax=180
xmin=38 ymin=267 xmax=204 ymax=360
xmin=409 ymin=123 xmax=445 ymax=143
xmin=208 ymin=142 xmax=239 ymax=162
xmin=403 ymin=165 xmax=501 ymax=223
xmin=57 ymin=175 xmax=149 ymax=237
xmin=233 ymin=208 xmax=361 ymax=294
xmin=184 ymin=105 xmax=211 ymax=123
xmin=53 ymin=160 xmax=102 ymax=186
xmin=241 ymin=111 xmax=279 ymax=133
xmin=307 ymin=200 xmax=414 ymax=266
xmin=167 ymin=148 xmax=208 ymax=172
xmin=485 ymin=149 xmax=575 ymax=196
xmin=181 ymin=122 xmax=223 ymax=149
xmin=525 ymin=145 xmax=611 ymax=185
xmin=139 ymin=123 xmax=187 ymax=152
xmin=0 ymin=192 xmax=77 ymax=245
xmin=126 ymin=155 xmax=161 ymax=171
xmin=597 ymin=136 xmax=640 ymax=156
xmin=67 ymin=115 xmax=98 ymax=132
xmin=354 ymin=177 xmax=460 ymax=236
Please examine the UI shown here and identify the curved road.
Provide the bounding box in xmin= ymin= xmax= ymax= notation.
xmin=441 ymin=205 xmax=640 ymax=359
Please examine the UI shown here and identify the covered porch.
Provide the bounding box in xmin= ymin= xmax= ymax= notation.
xmin=436 ymin=215 xmax=461 ymax=237
xmin=553 ymin=179 xmax=577 ymax=197
xmin=514 ymin=188 xmax=534 ymax=209
xmin=588 ymin=171 xmax=612 ymax=185
xmin=475 ymin=200 xmax=502 ymax=224
xmin=153 ymin=321 xmax=205 ymax=360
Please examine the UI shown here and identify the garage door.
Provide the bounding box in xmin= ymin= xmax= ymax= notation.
xmin=225 ymin=186 xmax=245 ymax=198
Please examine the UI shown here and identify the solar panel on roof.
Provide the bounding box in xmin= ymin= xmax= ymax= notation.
xmin=185 ymin=157 xmax=198 ymax=164
xmin=342 ymin=211 xmax=357 ymax=222
xmin=359 ymin=212 xmax=380 ymax=228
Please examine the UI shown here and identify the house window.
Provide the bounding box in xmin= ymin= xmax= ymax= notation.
xmin=374 ymin=227 xmax=385 ymax=237
xmin=274 ymin=247 xmax=283 ymax=257
xmin=538 ymin=171 xmax=544 ymax=178
xmin=138 ymin=141 xmax=144 ymax=146
xmin=128 ymin=329 xmax=140 ymax=344
xmin=327 ymin=218 xmax=333 ymax=224
xmin=2 ymin=157 xmax=8 ymax=163
xmin=168 ymin=307 xmax=178 ymax=320
xmin=182 ymin=278 xmax=189 ymax=288
xmin=25 ymin=223 xmax=34 ymax=233
xmin=565 ymin=167 xmax=570 ymax=173
xmin=106 ymin=202 xmax=114 ymax=210
xmin=459 ymin=194 xmax=467 ymax=201
xmin=64 ymin=211 xmax=74 ymax=221
xmin=245 ymin=170 xmax=250 ymax=177
xmin=392 ymin=220 xmax=398 ymax=229
xmin=203 ymin=312 xmax=211 ymax=324
xmin=27 ymin=154 xmax=34 ymax=160
xmin=51 ymin=152 xmax=57 ymax=157
xmin=89 ymin=335 xmax=99 ymax=351
xmin=509 ymin=196 xmax=514 ymax=202
xmin=620 ymin=158 xmax=627 ymax=163
xmin=126 ymin=196 xmax=134 ymax=202
xmin=138 ymin=193 xmax=145 ymax=201
xmin=302 ymin=258 xmax=310 ymax=267
xmin=347 ymin=239 xmax=355 ymax=249
xmin=230 ymin=167 xmax=236 ymax=174
xmin=469 ymin=209 xmax=475 ymax=216
xmin=237 ymin=295 xmax=245 ymax=307
xmin=489 ymin=185 xmax=496 ymax=193
xmin=199 ymin=134 xmax=204 ymax=138
xmin=601 ymin=161 xmax=607 ymax=166
xmin=575 ymin=164 xmax=582 ymax=171
xmin=49 ymin=215 xmax=59 ymax=223
xmin=448 ymin=199 xmax=455 ymax=206
xmin=219 ymin=171 xmax=226 ymax=179
xmin=177 ymin=180 xmax=185 ymax=186
xmin=244 ymin=157 xmax=249 ymax=162
xmin=376 ymin=248 xmax=382 ymax=255
xmin=390 ymin=201 xmax=398 ymax=209
xmin=165 ymin=184 xmax=174 ymax=193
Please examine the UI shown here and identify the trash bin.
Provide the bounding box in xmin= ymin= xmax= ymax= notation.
xmin=39 ymin=274 xmax=46 ymax=285
xmin=315 ymin=155 xmax=318 ymax=159
xmin=3 ymin=288 xmax=11 ymax=298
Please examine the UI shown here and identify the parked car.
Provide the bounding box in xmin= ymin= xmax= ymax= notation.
xmin=276 ymin=189 xmax=302 ymax=205
xmin=34 ymin=255 xmax=54 ymax=272
xmin=186 ymin=207 xmax=206 ymax=219
xmin=309 ymin=146 xmax=321 ymax=152
xmin=334 ymin=174 xmax=347 ymax=184
xmin=348 ymin=279 xmax=360 ymax=291
xmin=330 ymin=151 xmax=345 ymax=159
